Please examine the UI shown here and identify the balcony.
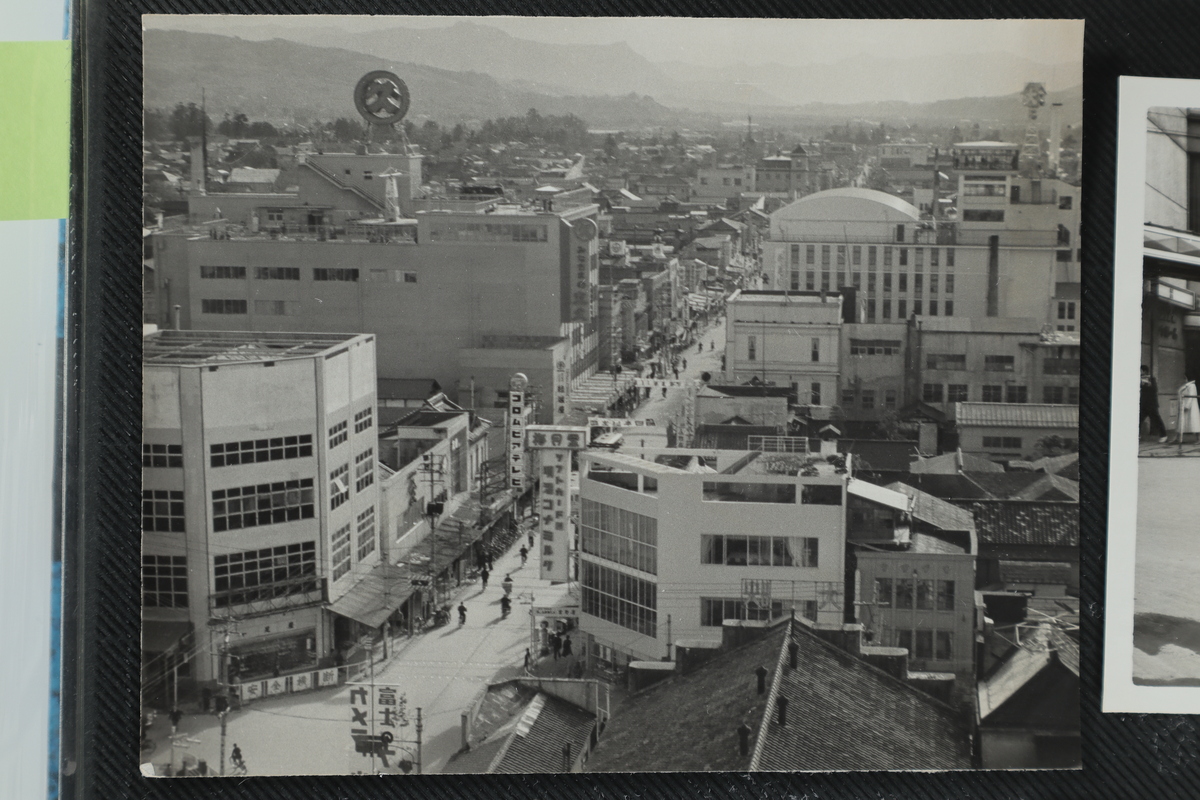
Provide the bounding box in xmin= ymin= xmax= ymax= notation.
xmin=209 ymin=576 xmax=326 ymax=619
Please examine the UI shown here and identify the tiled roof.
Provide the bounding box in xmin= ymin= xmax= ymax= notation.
xmin=970 ymin=501 xmax=1080 ymax=548
xmin=1009 ymin=473 xmax=1080 ymax=502
xmin=955 ymin=402 xmax=1079 ymax=428
xmin=965 ymin=470 xmax=1053 ymax=499
xmin=999 ymin=559 xmax=1074 ymax=585
xmin=444 ymin=690 xmax=595 ymax=774
xmin=910 ymin=532 xmax=968 ymax=555
xmin=909 ymin=451 xmax=1003 ymax=474
xmin=1030 ymin=451 xmax=1080 ymax=475
xmin=584 ymin=627 xmax=782 ymax=772
xmin=751 ymin=622 xmax=971 ymax=771
xmin=886 ymin=482 xmax=976 ymax=532
xmin=885 ymin=473 xmax=992 ymax=500
xmin=978 ymin=622 xmax=1080 ymax=723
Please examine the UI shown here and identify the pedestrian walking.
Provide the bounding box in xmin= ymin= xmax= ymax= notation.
xmin=502 ymin=574 xmax=513 ymax=596
xmin=487 ymin=553 xmax=494 ymax=572
xmin=524 ymin=648 xmax=531 ymax=670
xmin=1141 ymin=365 xmax=1168 ymax=442
xmin=519 ymin=545 xmax=528 ymax=566
xmin=528 ymin=531 xmax=534 ymax=550
xmin=698 ymin=342 xmax=703 ymax=354
xmin=230 ymin=743 xmax=244 ymax=771
xmin=682 ymin=358 xmax=687 ymax=370
xmin=480 ymin=567 xmax=489 ymax=590
xmin=550 ymin=631 xmax=562 ymax=661
xmin=458 ymin=602 xmax=467 ymax=626
xmin=672 ymin=368 xmax=679 ymax=380
xmin=169 ymin=706 xmax=182 ymax=735
xmin=561 ymin=634 xmax=573 ymax=659
xmin=710 ymin=341 xmax=714 ymax=350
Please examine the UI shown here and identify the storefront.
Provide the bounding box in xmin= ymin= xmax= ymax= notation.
xmin=1144 ymin=225 xmax=1200 ymax=427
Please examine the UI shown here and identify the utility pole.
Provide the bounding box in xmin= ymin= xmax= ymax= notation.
xmin=218 ymin=709 xmax=227 ymax=776
xmin=415 ymin=707 xmax=423 ymax=774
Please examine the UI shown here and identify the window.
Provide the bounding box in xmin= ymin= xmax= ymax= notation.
xmin=930 ymin=274 xmax=939 ymax=295
xmin=853 ymin=272 xmax=862 ymax=290
xmin=913 ymin=274 xmax=923 ymax=295
xmin=703 ymin=482 xmax=797 ymax=504
xmin=916 ymin=579 xmax=935 ymax=610
xmin=806 ymin=245 xmax=815 ymax=265
xmin=581 ymin=561 xmax=657 ymax=638
xmin=811 ymin=337 xmax=820 ymax=363
xmin=944 ymin=301 xmax=954 ymax=316
xmin=944 ymin=274 xmax=954 ymax=294
xmin=790 ymin=271 xmax=800 ymax=291
xmin=801 ymin=484 xmax=841 ymax=506
xmin=897 ymin=629 xmax=913 ymax=654
xmin=363 ymin=170 xmax=373 ymax=180
xmin=210 ymin=435 xmax=314 ymax=467
xmin=142 ymin=555 xmax=188 ymax=608
xmin=354 ymin=449 xmax=375 ymax=492
xmin=896 ymin=578 xmax=914 ymax=608
xmin=962 ymin=209 xmax=1005 ymax=222
xmin=328 ymin=420 xmax=348 ymax=449
xmin=837 ymin=245 xmax=846 ymax=266
xmin=849 ymin=340 xmax=903 ymax=357
xmin=354 ymin=407 xmax=373 ymax=434
xmin=912 ymin=299 xmax=922 ymax=315
xmin=821 ymin=271 xmax=830 ymax=291
xmin=841 ymin=388 xmax=856 ymax=406
xmin=884 ymin=247 xmax=895 ymax=269
xmin=947 ymin=384 xmax=969 ymax=402
xmin=852 ymin=245 xmax=862 ymax=266
xmin=915 ymin=630 xmax=934 ymax=659
xmin=982 ymin=385 xmax=1003 ymax=402
xmin=1068 ymin=386 xmax=1079 ymax=404
xmin=1058 ymin=301 xmax=1076 ymax=320
xmin=1056 ymin=250 xmax=1073 ymax=262
xmin=330 ymin=464 xmax=350 ymax=510
xmin=882 ymin=299 xmax=891 ymax=320
xmin=861 ymin=390 xmax=876 ymax=410
xmin=884 ymin=389 xmax=897 ymax=409
xmin=580 ymin=499 xmax=658 ymax=574
xmin=923 ymin=383 xmax=944 ymax=403
xmin=201 ymin=299 xmax=247 ymax=315
xmin=821 ymin=245 xmax=830 ymax=267
xmin=331 ymin=524 xmax=352 ymax=581
xmin=867 ymin=273 xmax=877 ymax=293
xmin=254 ymin=300 xmax=300 ymax=315
xmin=928 ymin=301 xmax=938 ymax=317
xmin=811 ymin=382 xmax=822 ymax=406
xmin=935 ymin=631 xmax=953 ymax=660
xmin=1006 ymin=385 xmax=1028 ymax=404
xmin=930 ymin=248 xmax=939 ymax=267
xmin=899 ymin=248 xmax=909 ymax=267
xmin=1059 ymin=195 xmax=1073 ymax=210
xmin=895 ymin=224 xmax=906 ymax=243
xmin=898 ymin=273 xmax=907 ymax=292
xmin=915 ymin=248 xmax=924 ymax=268
xmin=313 ymin=268 xmax=359 ymax=282
xmin=701 ymin=534 xmax=818 ymax=567
xmin=867 ymin=299 xmax=876 ymax=321
xmin=143 ymin=490 xmax=184 ymax=533
xmin=1044 ymin=386 xmax=1066 ymax=404
xmin=700 ymin=597 xmax=785 ymax=626
xmin=982 ymin=436 xmax=1023 ymax=449
xmin=883 ymin=273 xmax=892 ymax=292
xmin=984 ymin=355 xmax=1015 ymax=372
xmin=253 ymin=267 xmax=300 ymax=281
xmin=868 ymin=246 xmax=877 ymax=267
xmin=356 ymin=506 xmax=376 ymax=560
xmin=200 ymin=266 xmax=246 ymax=279
xmin=874 ymin=577 xmax=893 ymax=607
xmin=946 ymin=248 xmax=955 ymax=267
xmin=212 ymin=541 xmax=318 ymax=609
xmin=211 ymin=479 xmax=315 ymax=532
xmin=897 ymin=299 xmax=907 ymax=319
xmin=806 ymin=271 xmax=815 ymax=291
xmin=927 ymin=354 xmax=966 ymax=371
xmin=747 ymin=335 xmax=756 ymax=362
xmin=143 ymin=443 xmax=182 ymax=468
xmin=937 ymin=580 xmax=955 ymax=611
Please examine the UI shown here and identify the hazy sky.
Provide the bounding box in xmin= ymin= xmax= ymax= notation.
xmin=144 ymin=15 xmax=1083 ymax=72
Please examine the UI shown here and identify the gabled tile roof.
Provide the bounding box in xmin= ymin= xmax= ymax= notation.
xmin=1009 ymin=473 xmax=1080 ymax=502
xmin=1030 ymin=451 xmax=1080 ymax=475
xmin=978 ymin=622 xmax=1080 ymax=725
xmin=969 ymin=501 xmax=1079 ymax=548
xmin=964 ymin=470 xmax=1051 ymax=499
xmin=443 ymin=689 xmax=596 ymax=774
xmin=955 ymin=402 xmax=1079 ymax=428
xmin=886 ymin=482 xmax=977 ymax=532
xmin=910 ymin=451 xmax=1003 ymax=474
xmin=751 ymin=621 xmax=971 ymax=771
xmin=999 ymin=560 xmax=1074 ymax=585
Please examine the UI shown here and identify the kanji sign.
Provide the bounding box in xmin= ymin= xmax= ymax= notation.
xmin=507 ymin=373 xmax=529 ymax=490
xmin=538 ymin=448 xmax=572 ymax=583
xmin=348 ymin=682 xmax=410 ymax=769
xmin=526 ymin=425 xmax=589 ymax=450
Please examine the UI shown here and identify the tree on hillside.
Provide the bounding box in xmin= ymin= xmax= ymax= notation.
xmin=217 ymin=112 xmax=250 ymax=138
xmin=169 ymin=102 xmax=211 ymax=141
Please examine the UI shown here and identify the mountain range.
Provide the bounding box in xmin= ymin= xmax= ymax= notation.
xmin=143 ymin=26 xmax=1081 ymax=131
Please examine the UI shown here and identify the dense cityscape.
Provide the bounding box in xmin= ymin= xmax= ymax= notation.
xmin=140 ymin=18 xmax=1081 ymax=775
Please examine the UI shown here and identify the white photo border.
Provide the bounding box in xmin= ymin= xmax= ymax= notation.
xmin=1103 ymin=76 xmax=1200 ymax=713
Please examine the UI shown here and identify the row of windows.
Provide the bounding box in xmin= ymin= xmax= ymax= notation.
xmin=699 ymin=597 xmax=811 ymax=627
xmin=863 ymin=298 xmax=954 ymax=321
xmin=922 ymin=383 xmax=1077 ymax=405
xmin=795 ymin=245 xmax=955 ymax=269
xmin=841 ymin=388 xmax=898 ymax=410
xmin=873 ymin=577 xmax=955 ymax=611
xmin=331 ymin=523 xmax=353 ymax=582
xmin=209 ymin=435 xmax=313 ymax=467
xmin=849 ymin=340 xmax=902 ymax=356
xmin=356 ymin=506 xmax=377 ymax=561
xmin=701 ymin=482 xmax=842 ymax=505
xmin=212 ymin=542 xmax=319 ymax=609
xmin=922 ymin=384 xmax=971 ymax=403
xmin=212 ymin=479 xmax=315 ymax=532
xmin=354 ymin=449 xmax=375 ymax=493
xmin=581 ymin=561 xmax=657 ymax=639
xmin=201 ymin=299 xmax=248 ymax=315
xmin=143 ymin=490 xmax=185 ymax=533
xmin=897 ymin=629 xmax=954 ymax=661
xmin=701 ymin=535 xmax=819 ymax=568
xmin=982 ymin=436 xmax=1024 ymax=450
xmin=199 ymin=267 xmax=359 ymax=283
xmin=367 ymin=269 xmax=418 ymax=283
xmin=427 ymin=222 xmax=549 ymax=243
xmin=142 ymin=554 xmax=188 ymax=608
xmin=354 ymin=407 xmax=374 ymax=434
xmin=143 ymin=443 xmax=182 ymax=468
xmin=579 ymin=499 xmax=659 ymax=574
xmin=329 ymin=420 xmax=348 ymax=449
xmin=314 ymin=268 xmax=359 ymax=282
xmin=330 ymin=464 xmax=350 ymax=510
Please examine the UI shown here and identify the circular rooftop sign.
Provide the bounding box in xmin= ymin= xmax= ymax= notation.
xmin=354 ymin=71 xmax=411 ymax=126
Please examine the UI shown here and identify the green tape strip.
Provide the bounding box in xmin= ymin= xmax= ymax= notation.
xmin=0 ymin=41 xmax=71 ymax=221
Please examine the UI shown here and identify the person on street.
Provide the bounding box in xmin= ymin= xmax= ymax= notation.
xmin=528 ymin=531 xmax=534 ymax=550
xmin=710 ymin=341 xmax=715 ymax=350
xmin=519 ymin=545 xmax=528 ymax=566
xmin=1141 ymin=365 xmax=1168 ymax=442
xmin=458 ymin=602 xmax=467 ymax=626
xmin=230 ymin=743 xmax=244 ymax=770
xmin=500 ymin=594 xmax=512 ymax=617
xmin=524 ymin=648 xmax=531 ymax=670
xmin=562 ymin=634 xmax=573 ymax=660
xmin=480 ymin=567 xmax=489 ymax=590
xmin=682 ymin=358 xmax=687 ymax=370
xmin=502 ymin=574 xmax=514 ymax=596
xmin=550 ymin=631 xmax=562 ymax=661
xmin=169 ymin=706 xmax=182 ymax=735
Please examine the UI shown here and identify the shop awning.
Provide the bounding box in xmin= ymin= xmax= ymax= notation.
xmin=326 ymin=562 xmax=415 ymax=629
xmin=142 ymin=619 xmax=192 ymax=654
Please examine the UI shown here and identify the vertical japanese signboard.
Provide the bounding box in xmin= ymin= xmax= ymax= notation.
xmin=349 ymin=682 xmax=409 ymax=769
xmin=571 ymin=218 xmax=597 ymax=323
xmin=526 ymin=425 xmax=587 ymax=583
xmin=508 ymin=373 xmax=528 ymax=491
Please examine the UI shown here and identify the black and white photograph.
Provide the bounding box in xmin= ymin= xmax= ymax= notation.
xmin=1104 ymin=76 xmax=1200 ymax=713
xmin=139 ymin=15 xmax=1083 ymax=775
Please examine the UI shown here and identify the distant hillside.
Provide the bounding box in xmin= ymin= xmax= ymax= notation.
xmin=143 ymin=29 xmax=684 ymax=127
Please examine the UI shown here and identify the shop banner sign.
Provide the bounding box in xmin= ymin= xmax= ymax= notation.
xmin=538 ymin=448 xmax=572 ymax=583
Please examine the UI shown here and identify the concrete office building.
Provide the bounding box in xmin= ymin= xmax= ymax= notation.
xmin=150 ymin=170 xmax=603 ymax=423
xmin=142 ymin=330 xmax=378 ymax=693
xmin=576 ymin=448 xmax=892 ymax=670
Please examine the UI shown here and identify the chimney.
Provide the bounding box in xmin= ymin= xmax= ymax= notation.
xmin=737 ymin=723 xmax=751 ymax=756
xmin=755 ymin=665 xmax=768 ymax=695
xmin=776 ymin=696 xmax=788 ymax=727
xmin=172 ymin=304 xmax=182 ymax=332
xmin=787 ymin=641 xmax=798 ymax=670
